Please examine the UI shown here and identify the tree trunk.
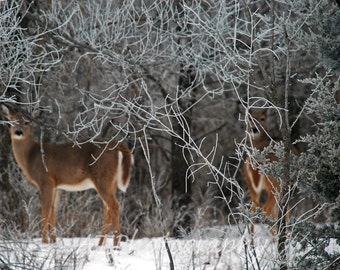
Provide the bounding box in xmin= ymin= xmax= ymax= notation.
xmin=171 ymin=0 xmax=196 ymax=237
xmin=171 ymin=64 xmax=195 ymax=237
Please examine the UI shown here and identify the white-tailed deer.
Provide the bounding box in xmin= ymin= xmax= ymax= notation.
xmin=244 ymin=108 xmax=298 ymax=243
xmin=1 ymin=104 xmax=133 ymax=246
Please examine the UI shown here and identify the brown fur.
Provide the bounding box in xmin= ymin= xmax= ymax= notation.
xmin=244 ymin=108 xmax=297 ymax=243
xmin=1 ymin=104 xmax=133 ymax=246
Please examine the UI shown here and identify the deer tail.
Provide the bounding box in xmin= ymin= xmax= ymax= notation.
xmin=117 ymin=148 xmax=133 ymax=192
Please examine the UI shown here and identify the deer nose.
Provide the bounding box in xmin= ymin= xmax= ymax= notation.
xmin=14 ymin=129 xmax=24 ymax=136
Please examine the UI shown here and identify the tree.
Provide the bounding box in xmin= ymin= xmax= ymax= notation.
xmin=1 ymin=0 xmax=339 ymax=268
xmin=292 ymin=76 xmax=340 ymax=269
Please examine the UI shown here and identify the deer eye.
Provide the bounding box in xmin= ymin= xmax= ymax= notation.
xmin=260 ymin=117 xmax=265 ymax=122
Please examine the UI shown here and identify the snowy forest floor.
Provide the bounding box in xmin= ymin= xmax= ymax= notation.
xmin=0 ymin=224 xmax=339 ymax=269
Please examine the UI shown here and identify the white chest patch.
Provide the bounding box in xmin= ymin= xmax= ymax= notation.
xmin=57 ymin=178 xmax=95 ymax=192
xmin=245 ymin=162 xmax=266 ymax=194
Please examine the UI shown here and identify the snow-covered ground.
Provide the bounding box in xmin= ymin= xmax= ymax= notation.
xmin=1 ymin=225 xmax=339 ymax=269
xmin=82 ymin=225 xmax=280 ymax=269
xmin=83 ymin=236 xmax=274 ymax=270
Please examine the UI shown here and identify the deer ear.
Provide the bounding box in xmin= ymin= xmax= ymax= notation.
xmin=1 ymin=104 xmax=13 ymax=120
xmin=1 ymin=104 xmax=9 ymax=115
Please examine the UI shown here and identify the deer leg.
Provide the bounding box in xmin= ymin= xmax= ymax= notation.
xmin=100 ymin=199 xmax=121 ymax=247
xmin=98 ymin=204 xmax=112 ymax=246
xmin=250 ymin=222 xmax=255 ymax=246
xmin=263 ymin=191 xmax=279 ymax=242
xmin=40 ymin=187 xmax=55 ymax=244
xmin=249 ymin=204 xmax=257 ymax=246
xmin=49 ymin=189 xmax=60 ymax=243
xmin=111 ymin=199 xmax=121 ymax=246
xmin=97 ymin=183 xmax=120 ymax=246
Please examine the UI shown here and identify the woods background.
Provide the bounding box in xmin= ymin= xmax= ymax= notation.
xmin=0 ymin=0 xmax=339 ymax=268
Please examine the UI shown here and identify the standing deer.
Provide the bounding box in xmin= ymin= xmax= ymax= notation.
xmin=244 ymin=108 xmax=298 ymax=243
xmin=1 ymin=104 xmax=133 ymax=246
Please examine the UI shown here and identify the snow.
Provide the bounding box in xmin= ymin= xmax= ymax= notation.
xmin=1 ymin=225 xmax=339 ymax=269
xmin=67 ymin=225 xmax=277 ymax=269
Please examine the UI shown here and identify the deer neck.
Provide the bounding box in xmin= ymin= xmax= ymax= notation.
xmin=11 ymin=135 xmax=38 ymax=171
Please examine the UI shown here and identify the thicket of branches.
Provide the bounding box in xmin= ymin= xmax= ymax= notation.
xmin=1 ymin=0 xmax=339 ymax=269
